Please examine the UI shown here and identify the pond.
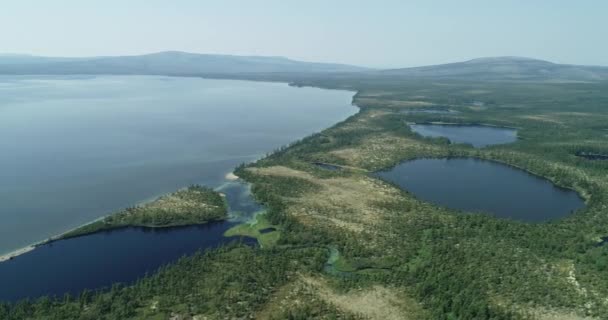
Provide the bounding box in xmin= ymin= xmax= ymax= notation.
xmin=313 ymin=162 xmax=342 ymax=171
xmin=400 ymin=108 xmax=460 ymax=115
xmin=596 ymin=237 xmax=608 ymax=247
xmin=576 ymin=151 xmax=608 ymax=160
xmin=409 ymin=124 xmax=517 ymax=147
xmin=374 ymin=158 xmax=585 ymax=222
xmin=259 ymin=227 xmax=277 ymax=234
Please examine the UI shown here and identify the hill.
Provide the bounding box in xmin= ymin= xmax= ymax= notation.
xmin=1 ymin=54 xmax=607 ymax=82
xmin=377 ymin=56 xmax=608 ymax=81
xmin=0 ymin=51 xmax=369 ymax=75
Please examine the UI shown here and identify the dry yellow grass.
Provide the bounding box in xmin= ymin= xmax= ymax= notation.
xmin=330 ymin=134 xmax=442 ymax=169
xmin=554 ymin=112 xmax=595 ymax=117
xmin=467 ymin=105 xmax=488 ymax=111
xmin=248 ymin=166 xmax=401 ymax=234
xmin=247 ymin=107 xmax=608 ymax=318
xmin=465 ymin=89 xmax=492 ymax=94
xmin=144 ymin=193 xmax=215 ymax=213
xmin=519 ymin=115 xmax=565 ymax=124
xmin=356 ymin=98 xmax=435 ymax=108
xmin=300 ymin=276 xmax=427 ymax=320
xmin=525 ymin=307 xmax=598 ymax=320
xmin=254 ymin=278 xmax=356 ymax=320
xmin=255 ymin=275 xmax=426 ymax=320
xmin=328 ymin=109 xmax=389 ymax=136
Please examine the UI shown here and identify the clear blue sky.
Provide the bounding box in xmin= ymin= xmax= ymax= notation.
xmin=1 ymin=0 xmax=606 ymax=68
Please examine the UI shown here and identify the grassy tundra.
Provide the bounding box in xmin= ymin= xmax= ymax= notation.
xmin=4 ymin=78 xmax=608 ymax=319
xmin=60 ymin=186 xmax=227 ymax=239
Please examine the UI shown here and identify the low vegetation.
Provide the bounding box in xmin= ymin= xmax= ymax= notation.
xmin=224 ymin=213 xmax=281 ymax=248
xmin=61 ymin=185 xmax=227 ymax=238
xmin=5 ymin=79 xmax=608 ymax=319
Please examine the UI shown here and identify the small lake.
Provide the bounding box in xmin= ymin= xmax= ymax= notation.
xmin=375 ymin=158 xmax=585 ymax=222
xmin=400 ymin=108 xmax=460 ymax=115
xmin=596 ymin=237 xmax=608 ymax=247
xmin=313 ymin=162 xmax=342 ymax=171
xmin=576 ymin=151 xmax=608 ymax=160
xmin=409 ymin=124 xmax=517 ymax=147
xmin=259 ymin=227 xmax=277 ymax=234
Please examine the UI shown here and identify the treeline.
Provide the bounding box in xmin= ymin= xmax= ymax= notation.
xmin=63 ymin=185 xmax=227 ymax=239
xmin=0 ymin=244 xmax=327 ymax=319
xmin=5 ymin=76 xmax=608 ymax=319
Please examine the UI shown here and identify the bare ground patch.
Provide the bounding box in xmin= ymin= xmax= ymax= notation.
xmin=525 ymin=307 xmax=597 ymax=320
xmin=330 ymin=134 xmax=443 ymax=169
xmin=248 ymin=166 xmax=402 ymax=234
xmin=355 ymin=98 xmax=435 ymax=108
xmin=300 ymin=276 xmax=427 ymax=320
xmin=519 ymin=115 xmax=565 ymax=124
xmin=255 ymin=278 xmax=360 ymax=320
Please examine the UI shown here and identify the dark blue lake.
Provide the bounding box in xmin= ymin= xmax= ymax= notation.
xmin=409 ymin=124 xmax=517 ymax=147
xmin=0 ymin=222 xmax=255 ymax=302
xmin=0 ymin=180 xmax=261 ymax=302
xmin=375 ymin=158 xmax=585 ymax=222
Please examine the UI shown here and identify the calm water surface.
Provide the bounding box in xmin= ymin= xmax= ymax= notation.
xmin=0 ymin=223 xmax=255 ymax=301
xmin=576 ymin=151 xmax=608 ymax=160
xmin=313 ymin=162 xmax=342 ymax=171
xmin=0 ymin=75 xmax=355 ymax=301
xmin=375 ymin=158 xmax=585 ymax=222
xmin=0 ymin=180 xmax=261 ymax=301
xmin=0 ymin=75 xmax=355 ymax=255
xmin=409 ymin=124 xmax=517 ymax=147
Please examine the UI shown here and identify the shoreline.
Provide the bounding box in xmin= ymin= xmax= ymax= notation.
xmin=0 ymin=246 xmax=35 ymax=263
xmin=0 ymin=79 xmax=357 ymax=265
xmin=225 ymin=171 xmax=239 ymax=181
xmin=0 ymin=215 xmax=108 ymax=263
xmin=0 ymin=171 xmax=243 ymax=264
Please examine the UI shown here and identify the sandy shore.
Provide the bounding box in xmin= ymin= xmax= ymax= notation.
xmin=0 ymin=245 xmax=36 ymax=262
xmin=0 ymin=215 xmax=110 ymax=263
xmin=225 ymin=172 xmax=239 ymax=181
xmin=1 ymin=176 xmax=241 ymax=263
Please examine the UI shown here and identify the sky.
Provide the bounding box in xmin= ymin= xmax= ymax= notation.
xmin=1 ymin=0 xmax=606 ymax=68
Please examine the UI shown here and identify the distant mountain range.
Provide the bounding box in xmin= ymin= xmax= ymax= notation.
xmin=377 ymin=56 xmax=608 ymax=81
xmin=0 ymin=51 xmax=368 ymax=75
xmin=1 ymin=52 xmax=607 ymax=81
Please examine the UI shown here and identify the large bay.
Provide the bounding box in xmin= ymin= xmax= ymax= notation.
xmin=0 ymin=76 xmax=355 ymax=255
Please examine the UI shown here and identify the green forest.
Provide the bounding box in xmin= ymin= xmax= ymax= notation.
xmin=4 ymin=78 xmax=608 ymax=319
xmin=61 ymin=185 xmax=227 ymax=239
